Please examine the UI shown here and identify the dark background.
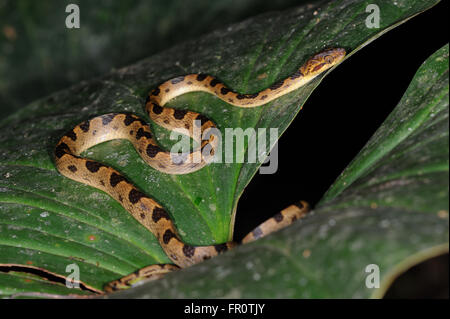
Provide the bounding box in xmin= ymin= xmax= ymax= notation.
xmin=235 ymin=0 xmax=449 ymax=298
xmin=1 ymin=0 xmax=448 ymax=298
xmin=236 ymin=0 xmax=448 ymax=237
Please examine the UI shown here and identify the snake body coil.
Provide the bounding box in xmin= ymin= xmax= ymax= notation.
xmin=54 ymin=48 xmax=345 ymax=291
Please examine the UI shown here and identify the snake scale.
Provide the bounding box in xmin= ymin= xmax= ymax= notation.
xmin=54 ymin=48 xmax=346 ymax=292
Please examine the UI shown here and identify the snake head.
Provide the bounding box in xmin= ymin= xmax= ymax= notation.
xmin=301 ymin=48 xmax=346 ymax=75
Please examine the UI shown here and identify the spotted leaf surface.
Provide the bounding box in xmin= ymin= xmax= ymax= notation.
xmin=0 ymin=0 xmax=443 ymax=296
xmin=110 ymin=44 xmax=449 ymax=299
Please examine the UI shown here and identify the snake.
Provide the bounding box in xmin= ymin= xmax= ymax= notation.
xmin=54 ymin=48 xmax=345 ymax=292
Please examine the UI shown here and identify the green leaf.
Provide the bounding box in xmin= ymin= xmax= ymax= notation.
xmin=322 ymin=44 xmax=449 ymax=203
xmin=109 ymin=44 xmax=449 ymax=299
xmin=0 ymin=0 xmax=307 ymax=118
xmin=0 ymin=0 xmax=443 ymax=296
xmin=0 ymin=271 xmax=92 ymax=298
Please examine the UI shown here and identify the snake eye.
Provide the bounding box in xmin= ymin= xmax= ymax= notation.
xmin=324 ymin=55 xmax=333 ymax=64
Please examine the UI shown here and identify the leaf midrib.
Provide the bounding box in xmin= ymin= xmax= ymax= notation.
xmin=0 ymin=183 xmax=166 ymax=263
